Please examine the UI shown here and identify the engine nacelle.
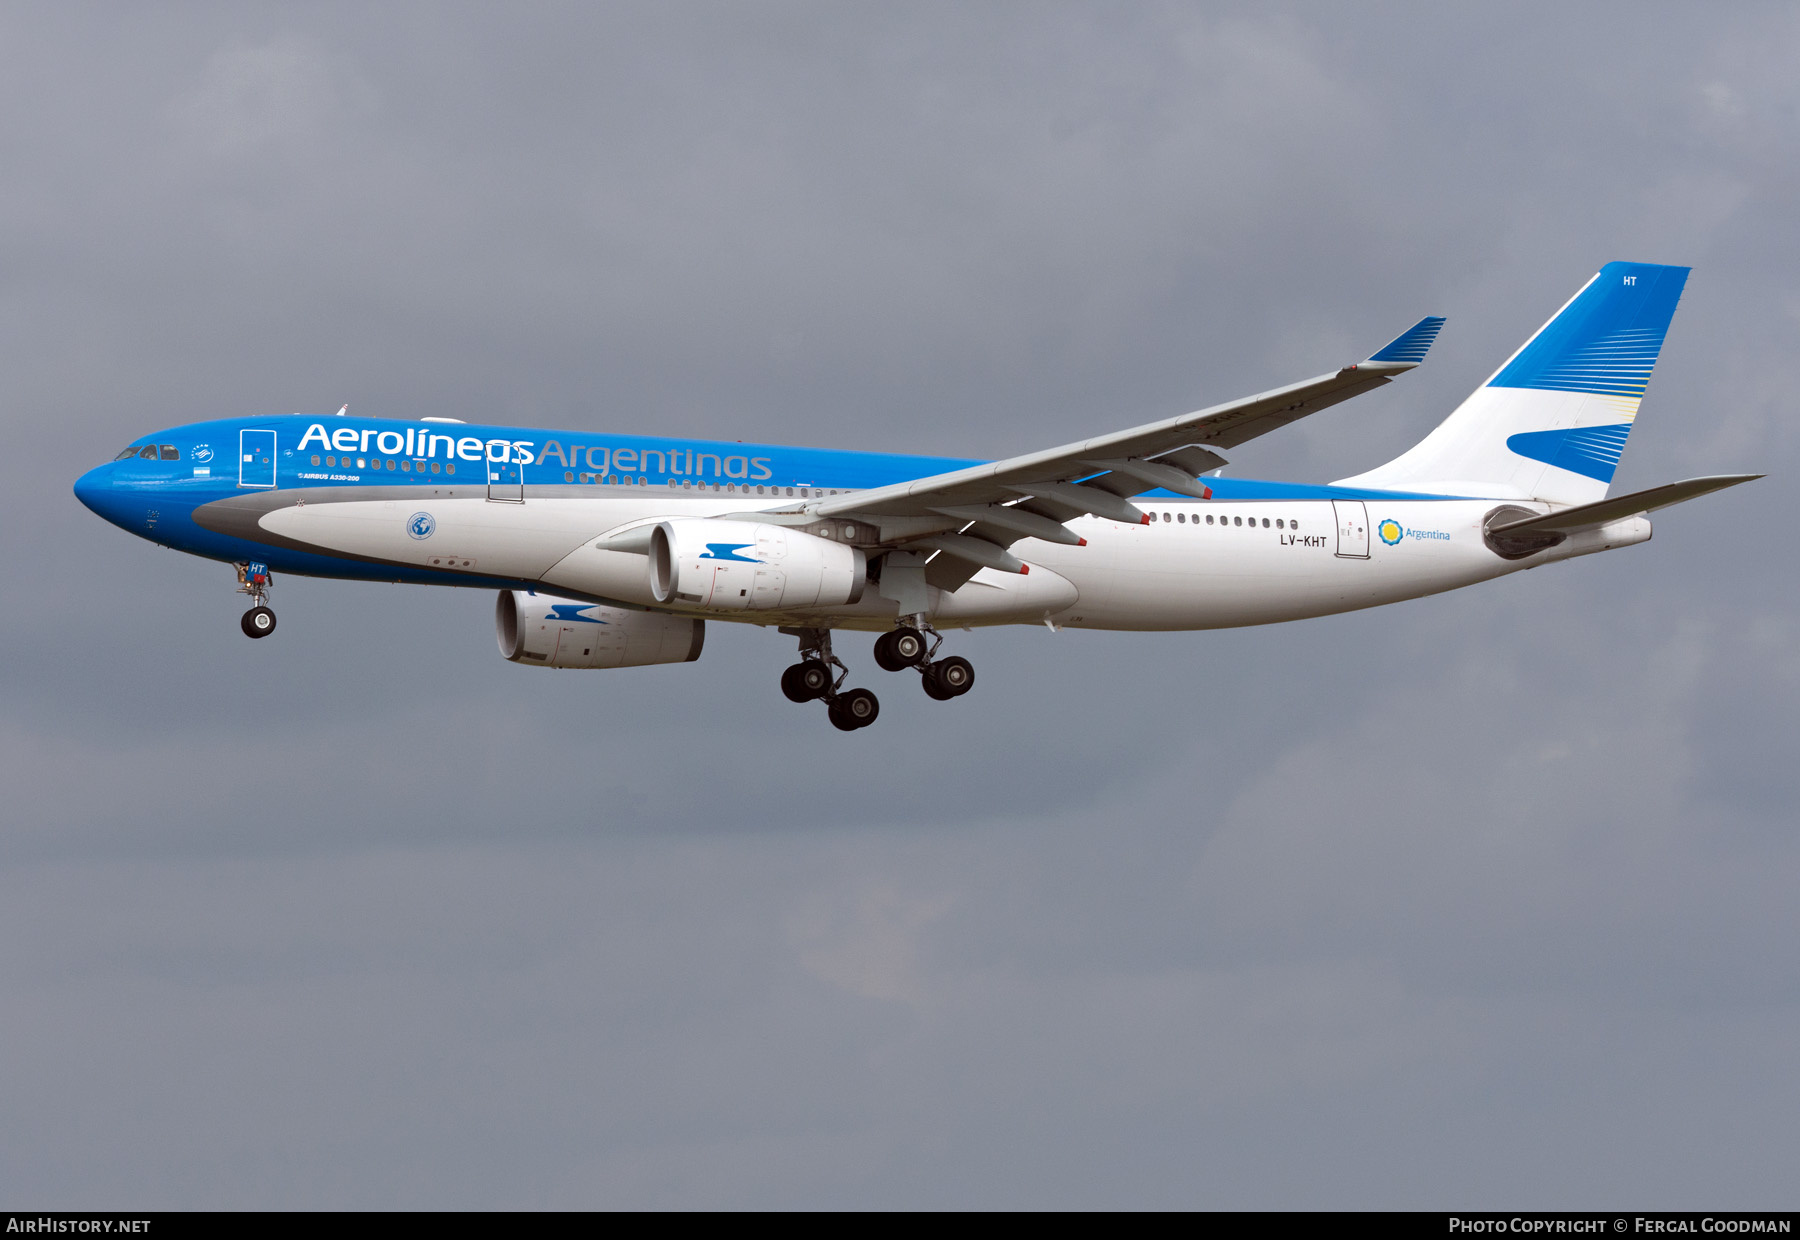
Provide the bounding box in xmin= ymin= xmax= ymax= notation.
xmin=648 ymin=519 xmax=866 ymax=612
xmin=496 ymin=591 xmax=704 ymax=669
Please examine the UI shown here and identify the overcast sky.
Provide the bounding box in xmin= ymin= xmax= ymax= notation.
xmin=2 ymin=1 xmax=1795 ymax=1209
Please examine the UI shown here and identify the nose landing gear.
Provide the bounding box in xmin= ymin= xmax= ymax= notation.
xmin=779 ymin=627 xmax=880 ymax=731
xmin=236 ymin=562 xmax=276 ymax=639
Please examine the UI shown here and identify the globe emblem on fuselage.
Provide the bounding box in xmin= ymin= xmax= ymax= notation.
xmin=191 ymin=444 xmax=214 ymax=463
xmin=408 ymin=512 xmax=436 ymax=540
xmin=1377 ymin=518 xmax=1403 ymax=545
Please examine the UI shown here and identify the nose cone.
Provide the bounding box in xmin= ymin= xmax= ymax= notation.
xmin=73 ymin=464 xmax=112 ymax=516
xmin=74 ymin=463 xmax=141 ymax=532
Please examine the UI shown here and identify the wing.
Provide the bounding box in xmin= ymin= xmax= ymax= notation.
xmin=807 ymin=316 xmax=1445 ymax=586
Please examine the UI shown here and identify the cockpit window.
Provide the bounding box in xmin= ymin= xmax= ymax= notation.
xmin=159 ymin=445 xmax=179 ymax=460
xmin=115 ymin=447 xmax=139 ymax=461
xmin=137 ymin=445 xmax=158 ymax=459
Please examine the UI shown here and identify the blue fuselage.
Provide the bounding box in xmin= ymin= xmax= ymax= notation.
xmin=74 ymin=413 xmax=1418 ymax=590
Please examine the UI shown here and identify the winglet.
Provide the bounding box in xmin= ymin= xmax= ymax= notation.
xmin=1367 ymin=316 xmax=1447 ymax=368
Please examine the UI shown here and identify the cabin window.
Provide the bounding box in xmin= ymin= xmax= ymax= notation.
xmin=311 ymin=455 xmax=321 ymax=465
xmin=431 ymin=462 xmax=441 ymax=474
xmin=401 ymin=460 xmax=411 ymax=471
xmin=446 ymin=463 xmax=455 ymax=474
xmin=1261 ymin=517 xmax=1268 ymax=528
xmin=1234 ymin=516 xmax=1242 ymax=526
xmin=386 ymin=459 xmax=397 ymax=471
xmin=1205 ymin=514 xmax=1214 ymax=525
xmin=1276 ymin=519 xmax=1283 ymax=529
xmin=565 ymin=471 xmax=574 ymax=482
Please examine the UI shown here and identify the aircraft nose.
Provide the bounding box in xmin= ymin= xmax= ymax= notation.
xmin=73 ymin=464 xmax=112 ymax=516
xmin=73 ymin=462 xmax=141 ymax=531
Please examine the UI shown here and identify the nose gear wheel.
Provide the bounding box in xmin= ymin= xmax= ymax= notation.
xmin=234 ymin=562 xmax=276 ymax=639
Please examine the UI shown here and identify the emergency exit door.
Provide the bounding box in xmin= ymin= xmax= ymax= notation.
xmin=1333 ymin=499 xmax=1369 ymax=558
xmin=238 ymin=429 xmax=276 ymax=488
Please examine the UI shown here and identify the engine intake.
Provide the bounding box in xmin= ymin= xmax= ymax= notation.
xmin=648 ymin=519 xmax=866 ymax=611
xmin=496 ymin=591 xmax=704 ymax=669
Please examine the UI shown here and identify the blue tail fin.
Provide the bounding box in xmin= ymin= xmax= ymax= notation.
xmin=1337 ymin=262 xmax=1690 ymax=505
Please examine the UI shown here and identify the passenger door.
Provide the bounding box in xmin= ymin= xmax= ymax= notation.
xmin=486 ymin=442 xmax=524 ymax=503
xmin=238 ymin=429 xmax=276 ymax=488
xmin=1333 ymin=499 xmax=1369 ymax=559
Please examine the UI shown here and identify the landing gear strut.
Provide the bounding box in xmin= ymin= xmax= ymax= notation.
xmin=873 ymin=618 xmax=975 ymax=701
xmin=779 ymin=627 xmax=880 ymax=731
xmin=236 ymin=562 xmax=276 ymax=639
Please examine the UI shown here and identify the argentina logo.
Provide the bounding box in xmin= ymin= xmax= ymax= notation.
xmin=407 ymin=512 xmax=436 ymax=540
xmin=1377 ymin=518 xmax=1404 ymax=545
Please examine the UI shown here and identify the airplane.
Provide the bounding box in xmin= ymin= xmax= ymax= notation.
xmin=74 ymin=261 xmax=1757 ymax=731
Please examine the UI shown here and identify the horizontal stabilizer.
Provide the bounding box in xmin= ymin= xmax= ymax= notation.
xmin=1488 ymin=474 xmax=1761 ymax=538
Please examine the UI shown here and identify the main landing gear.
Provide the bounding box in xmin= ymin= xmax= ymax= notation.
xmin=874 ymin=621 xmax=975 ymax=702
xmin=780 ymin=628 xmax=880 ymax=731
xmin=236 ymin=562 xmax=277 ymax=639
xmin=779 ymin=620 xmax=974 ymax=732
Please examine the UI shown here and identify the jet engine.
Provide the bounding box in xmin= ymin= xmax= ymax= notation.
xmin=496 ymin=591 xmax=704 ymax=669
xmin=648 ymin=519 xmax=866 ymax=612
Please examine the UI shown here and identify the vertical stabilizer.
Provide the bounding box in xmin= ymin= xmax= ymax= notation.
xmin=1335 ymin=262 xmax=1689 ymax=505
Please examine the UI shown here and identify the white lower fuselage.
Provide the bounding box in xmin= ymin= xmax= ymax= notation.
xmin=247 ymin=488 xmax=1641 ymax=633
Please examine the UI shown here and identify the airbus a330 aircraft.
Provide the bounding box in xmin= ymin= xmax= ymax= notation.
xmin=76 ymin=261 xmax=1756 ymax=730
